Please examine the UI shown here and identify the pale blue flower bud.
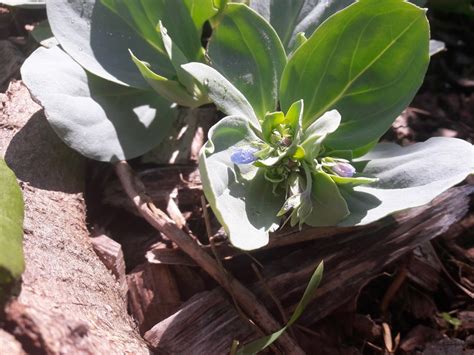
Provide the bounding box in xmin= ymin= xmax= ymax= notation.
xmin=231 ymin=147 xmax=258 ymax=164
xmin=332 ymin=162 xmax=356 ymax=177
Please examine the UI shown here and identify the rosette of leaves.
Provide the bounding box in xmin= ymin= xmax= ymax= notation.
xmin=21 ymin=0 xmax=224 ymax=161
xmin=183 ymin=0 xmax=474 ymax=250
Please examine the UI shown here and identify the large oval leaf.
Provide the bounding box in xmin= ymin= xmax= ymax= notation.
xmin=250 ymin=0 xmax=354 ymax=53
xmin=22 ymin=46 xmax=177 ymax=162
xmin=280 ymin=0 xmax=430 ymax=152
xmin=200 ymin=116 xmax=283 ymax=250
xmin=0 ymin=160 xmax=24 ymax=295
xmin=208 ymin=3 xmax=286 ymax=119
xmin=340 ymin=137 xmax=474 ymax=226
xmin=47 ymin=0 xmax=174 ymax=88
xmin=101 ymin=0 xmax=212 ymax=62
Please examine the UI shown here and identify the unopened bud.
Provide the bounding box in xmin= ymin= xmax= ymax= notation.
xmin=332 ymin=162 xmax=356 ymax=177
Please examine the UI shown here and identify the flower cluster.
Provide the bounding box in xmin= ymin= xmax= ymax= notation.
xmin=230 ymin=100 xmax=376 ymax=228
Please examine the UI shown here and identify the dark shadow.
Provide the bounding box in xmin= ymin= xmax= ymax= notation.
xmin=5 ymin=111 xmax=84 ymax=193
xmin=338 ymin=186 xmax=383 ymax=225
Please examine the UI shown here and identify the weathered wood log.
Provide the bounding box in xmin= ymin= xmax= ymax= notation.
xmin=0 ymin=81 xmax=148 ymax=354
xmin=91 ymin=234 xmax=128 ymax=300
xmin=127 ymin=262 xmax=182 ymax=334
xmin=144 ymin=184 xmax=473 ymax=354
xmin=144 ymin=289 xmax=256 ymax=355
xmin=0 ymin=328 xmax=25 ymax=355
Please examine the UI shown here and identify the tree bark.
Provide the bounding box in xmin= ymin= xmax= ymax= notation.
xmin=0 ymin=81 xmax=149 ymax=354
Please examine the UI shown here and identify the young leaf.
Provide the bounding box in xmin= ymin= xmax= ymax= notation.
xmin=237 ymin=261 xmax=324 ymax=354
xmin=130 ymin=51 xmax=206 ymax=108
xmin=208 ymin=3 xmax=287 ymax=119
xmin=339 ymin=137 xmax=474 ymax=226
xmin=0 ymin=160 xmax=24 ymax=296
xmin=200 ymin=116 xmax=283 ymax=250
xmin=184 ymin=0 xmax=220 ymax=31
xmin=250 ymin=0 xmax=354 ymax=53
xmin=280 ymin=0 xmax=430 ymax=152
xmin=182 ymin=62 xmax=259 ymax=126
xmin=47 ymin=0 xmax=174 ymax=88
xmin=301 ymin=109 xmax=341 ymax=162
xmin=21 ymin=46 xmax=177 ymax=162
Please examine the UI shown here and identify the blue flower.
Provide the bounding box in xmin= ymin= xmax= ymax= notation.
xmin=231 ymin=147 xmax=259 ymax=164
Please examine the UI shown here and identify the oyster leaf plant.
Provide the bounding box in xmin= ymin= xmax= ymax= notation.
xmin=184 ymin=0 xmax=474 ymax=250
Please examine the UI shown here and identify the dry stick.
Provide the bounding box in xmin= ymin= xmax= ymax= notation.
xmin=115 ymin=161 xmax=305 ymax=355
xmin=251 ymin=263 xmax=296 ymax=340
xmin=201 ymin=199 xmax=256 ymax=323
xmin=201 ymin=197 xmax=281 ymax=355
xmin=380 ymin=262 xmax=409 ymax=316
xmin=251 ymin=264 xmax=288 ymax=324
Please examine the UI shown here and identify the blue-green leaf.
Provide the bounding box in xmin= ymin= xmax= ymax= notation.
xmin=184 ymin=0 xmax=220 ymax=31
xmin=22 ymin=46 xmax=177 ymax=162
xmin=47 ymin=0 xmax=174 ymax=89
xmin=301 ymin=109 xmax=341 ymax=163
xmin=182 ymin=62 xmax=259 ymax=126
xmin=200 ymin=116 xmax=283 ymax=250
xmin=250 ymin=0 xmax=354 ymax=53
xmin=305 ymin=171 xmax=350 ymax=226
xmin=130 ymin=51 xmax=206 ymax=108
xmin=340 ymin=137 xmax=474 ymax=226
xmin=280 ymin=0 xmax=430 ymax=151
xmin=208 ymin=3 xmax=287 ymax=119
xmin=101 ymin=0 xmax=210 ymax=62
